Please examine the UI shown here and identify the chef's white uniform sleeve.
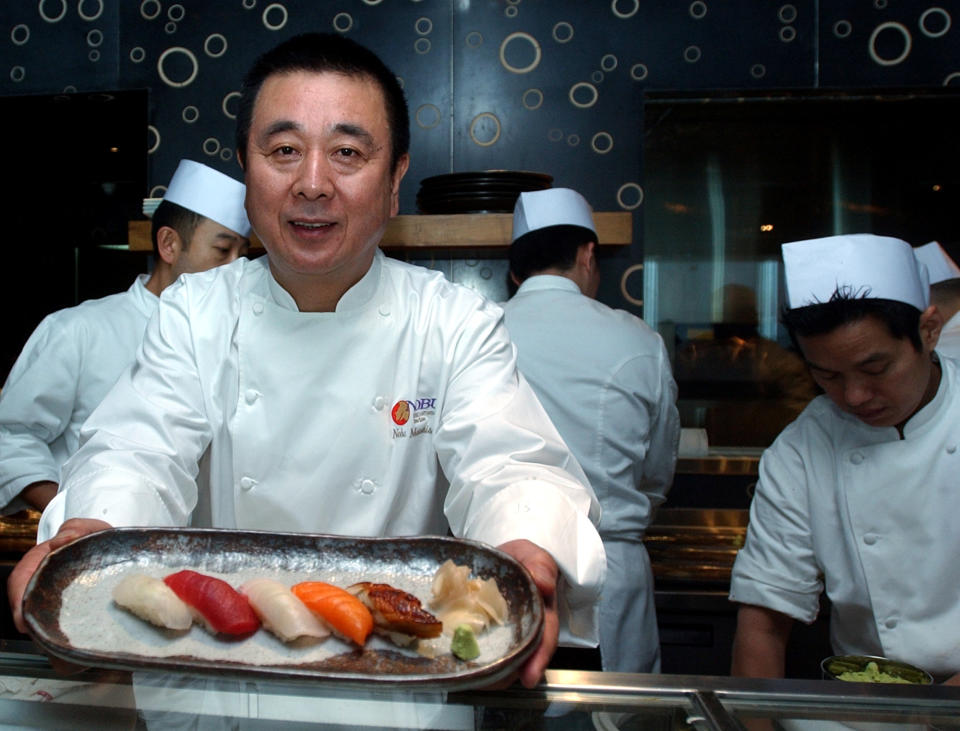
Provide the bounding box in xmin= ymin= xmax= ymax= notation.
xmin=436 ymin=302 xmax=606 ymax=647
xmin=0 ymin=316 xmax=77 ymax=511
xmin=728 ymin=432 xmax=823 ymax=624
xmin=633 ymin=338 xmax=681 ymax=511
xmin=38 ymin=281 xmax=211 ymax=542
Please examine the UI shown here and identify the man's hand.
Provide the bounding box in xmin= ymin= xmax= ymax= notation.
xmin=497 ymin=539 xmax=559 ymax=689
xmin=9 ymin=518 xmax=112 ymax=634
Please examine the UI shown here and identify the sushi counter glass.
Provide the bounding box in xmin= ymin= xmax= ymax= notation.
xmin=0 ymin=648 xmax=958 ymax=729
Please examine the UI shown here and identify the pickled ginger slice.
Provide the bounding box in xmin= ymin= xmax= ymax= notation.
xmin=429 ymin=560 xmax=509 ymax=634
xmin=240 ymin=578 xmax=331 ymax=643
xmin=291 ymin=581 xmax=373 ymax=646
xmin=164 ymin=570 xmax=260 ymax=636
xmin=112 ymin=573 xmax=193 ymax=631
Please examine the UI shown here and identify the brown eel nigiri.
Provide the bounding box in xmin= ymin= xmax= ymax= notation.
xmin=346 ymin=582 xmax=443 ymax=645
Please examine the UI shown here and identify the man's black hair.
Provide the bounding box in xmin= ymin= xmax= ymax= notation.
xmin=150 ymin=200 xmax=203 ymax=257
xmin=509 ymin=225 xmax=596 ymax=284
xmin=781 ymin=286 xmax=924 ymax=353
xmin=235 ymin=32 xmax=410 ymax=173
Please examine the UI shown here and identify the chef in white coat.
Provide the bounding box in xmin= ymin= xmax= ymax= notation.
xmin=914 ymin=240 xmax=960 ymax=359
xmin=8 ymin=33 xmax=605 ymax=689
xmin=0 ymin=160 xmax=250 ymax=512
xmin=730 ymin=233 xmax=960 ymax=684
xmin=503 ymin=188 xmax=679 ymax=673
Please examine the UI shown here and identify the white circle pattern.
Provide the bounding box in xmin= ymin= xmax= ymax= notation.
xmin=263 ymin=3 xmax=288 ymax=31
xmin=204 ymin=34 xmax=228 ymax=58
xmin=868 ymin=21 xmax=912 ymax=66
xmin=11 ymin=25 xmax=29 ymax=46
xmin=78 ymin=0 xmax=104 ymax=22
xmin=569 ymin=81 xmax=598 ymax=108
xmin=919 ymin=7 xmax=951 ymax=38
xmin=157 ymin=46 xmax=199 ymax=88
xmin=39 ymin=0 xmax=68 ymax=23
xmin=499 ymin=32 xmax=542 ymax=74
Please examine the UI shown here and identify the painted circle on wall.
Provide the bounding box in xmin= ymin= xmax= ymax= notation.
xmin=505 ymin=6 xmax=518 ymax=18
xmin=833 ymin=20 xmax=852 ymax=38
xmin=620 ymin=263 xmax=644 ymax=306
xmin=552 ymin=22 xmax=574 ymax=43
xmin=140 ymin=0 xmax=161 ymax=20
xmin=778 ymin=4 xmax=797 ymax=23
xmin=689 ymin=2 xmax=707 ymax=20
xmin=168 ymin=4 xmax=185 ymax=22
xmin=78 ymin=0 xmax=104 ymax=22
xmin=165 ymin=22 xmax=177 ymax=35
xmin=39 ymin=0 xmax=68 ymax=23
xmin=87 ymin=29 xmax=103 ymax=47
xmin=779 ymin=26 xmax=796 ymax=42
xmin=204 ymin=34 xmax=228 ymax=58
xmin=10 ymin=66 xmax=26 ymax=83
xmin=630 ymin=63 xmax=648 ymax=80
xmin=416 ymin=17 xmax=433 ymax=35
xmin=222 ymin=91 xmax=241 ymax=119
xmin=182 ymin=105 xmax=199 ymax=123
xmin=591 ymin=131 xmax=614 ymax=154
xmin=469 ymin=113 xmax=501 ymax=147
xmin=89 ymin=49 xmax=100 ymax=62
xmin=499 ymin=32 xmax=542 ymax=73
xmin=147 ymin=125 xmax=160 ymax=154
xmin=616 ymin=182 xmax=644 ymax=210
xmin=333 ymin=13 xmax=353 ymax=33
xmin=567 ymin=134 xmax=580 ymax=146
xmin=683 ymin=45 xmax=701 ymax=63
xmin=11 ymin=25 xmax=29 ymax=46
xmin=592 ymin=70 xmax=605 ymax=84
xmin=919 ymin=7 xmax=951 ymax=38
xmin=547 ymin=128 xmax=563 ymax=142
xmin=868 ymin=21 xmax=912 ymax=66
xmin=466 ymin=31 xmax=483 ymax=48
xmin=751 ymin=63 xmax=766 ymax=78
xmin=263 ymin=3 xmax=288 ymax=31
xmin=611 ymin=0 xmax=639 ymax=20
xmin=415 ymin=104 xmax=441 ymax=129
xmin=522 ymin=88 xmax=544 ymax=110
xmin=157 ymin=46 xmax=198 ymax=88
xmin=601 ymin=54 xmax=618 ymax=71
xmin=130 ymin=46 xmax=146 ymax=63
xmin=569 ymin=81 xmax=598 ymax=108
xmin=203 ymin=138 xmax=221 ymax=156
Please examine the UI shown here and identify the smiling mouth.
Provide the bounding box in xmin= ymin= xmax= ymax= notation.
xmin=291 ymin=221 xmax=334 ymax=230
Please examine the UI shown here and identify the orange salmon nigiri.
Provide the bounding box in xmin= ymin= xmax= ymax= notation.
xmin=291 ymin=581 xmax=374 ymax=646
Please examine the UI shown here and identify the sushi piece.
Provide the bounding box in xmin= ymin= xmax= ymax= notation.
xmin=291 ymin=581 xmax=373 ymax=646
xmin=164 ymin=570 xmax=260 ymax=636
xmin=113 ymin=573 xmax=193 ymax=631
xmin=346 ymin=581 xmax=442 ymax=646
xmin=239 ymin=578 xmax=331 ymax=643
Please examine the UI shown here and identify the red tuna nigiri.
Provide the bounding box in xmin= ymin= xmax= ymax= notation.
xmin=292 ymin=581 xmax=374 ymax=646
xmin=164 ymin=570 xmax=260 ymax=636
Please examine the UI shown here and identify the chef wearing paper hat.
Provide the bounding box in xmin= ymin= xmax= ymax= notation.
xmin=504 ymin=187 xmax=680 ymax=674
xmin=914 ymin=241 xmax=960 ymax=359
xmin=729 ymin=233 xmax=960 ymax=684
xmin=0 ymin=160 xmax=249 ymax=513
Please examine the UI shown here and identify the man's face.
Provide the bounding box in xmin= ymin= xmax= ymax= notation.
xmin=173 ymin=218 xmax=249 ymax=278
xmin=242 ymin=70 xmax=409 ymax=296
xmin=796 ymin=312 xmax=939 ymax=428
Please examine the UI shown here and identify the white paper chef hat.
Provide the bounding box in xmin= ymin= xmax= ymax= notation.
xmin=782 ymin=234 xmax=929 ymax=311
xmin=913 ymin=241 xmax=960 ymax=285
xmin=511 ymin=188 xmax=597 ymax=243
xmin=163 ymin=159 xmax=251 ymax=238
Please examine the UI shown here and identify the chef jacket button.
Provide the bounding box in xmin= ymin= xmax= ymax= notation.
xmin=373 ymin=396 xmax=386 ymax=411
xmin=359 ymin=479 xmax=376 ymax=495
xmin=240 ymin=476 xmax=257 ymax=491
xmin=378 ymin=304 xmax=390 ymax=317
xmin=863 ymin=533 xmax=877 ymax=545
xmin=850 ymin=452 xmax=864 ymax=465
xmin=948 ymin=444 xmax=957 ymax=454
xmin=245 ymin=389 xmax=260 ymax=404
xmin=885 ymin=618 xmax=898 ymax=629
xmin=253 ymin=303 xmax=264 ymax=315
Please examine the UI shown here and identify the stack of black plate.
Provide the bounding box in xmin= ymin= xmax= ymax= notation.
xmin=416 ymin=170 xmax=553 ymax=214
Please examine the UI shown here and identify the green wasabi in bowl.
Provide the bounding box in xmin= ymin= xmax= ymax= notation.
xmin=836 ymin=661 xmax=913 ymax=684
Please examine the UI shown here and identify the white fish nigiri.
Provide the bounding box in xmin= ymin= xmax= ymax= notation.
xmin=239 ymin=578 xmax=331 ymax=643
xmin=113 ymin=573 xmax=193 ymax=631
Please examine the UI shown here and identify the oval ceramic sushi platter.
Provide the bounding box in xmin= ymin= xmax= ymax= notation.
xmin=22 ymin=528 xmax=544 ymax=691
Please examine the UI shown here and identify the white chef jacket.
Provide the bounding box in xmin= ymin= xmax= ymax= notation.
xmin=730 ymin=355 xmax=960 ymax=677
xmin=41 ymin=252 xmax=606 ymax=645
xmin=503 ymin=275 xmax=680 ymax=672
xmin=936 ymin=310 xmax=960 ymax=360
xmin=0 ymin=275 xmax=157 ymax=513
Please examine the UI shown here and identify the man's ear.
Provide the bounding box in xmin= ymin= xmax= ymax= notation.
xmin=919 ymin=303 xmax=944 ymax=353
xmin=155 ymin=226 xmax=184 ymax=266
xmin=576 ymin=241 xmax=597 ymax=270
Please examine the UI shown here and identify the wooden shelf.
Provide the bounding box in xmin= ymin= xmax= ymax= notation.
xmin=126 ymin=211 xmax=632 ymax=252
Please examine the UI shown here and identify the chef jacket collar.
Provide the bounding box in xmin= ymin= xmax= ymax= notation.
xmin=515 ymin=274 xmax=582 ymax=297
xmin=131 ymin=273 xmax=159 ymax=314
xmin=264 ymin=249 xmax=383 ymax=313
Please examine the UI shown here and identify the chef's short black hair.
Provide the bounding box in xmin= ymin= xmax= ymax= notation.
xmin=509 ymin=225 xmax=596 ymax=284
xmin=781 ymin=288 xmax=924 ymax=353
xmin=235 ymin=32 xmax=409 ymax=173
xmin=151 ymin=200 xmax=203 ymax=257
